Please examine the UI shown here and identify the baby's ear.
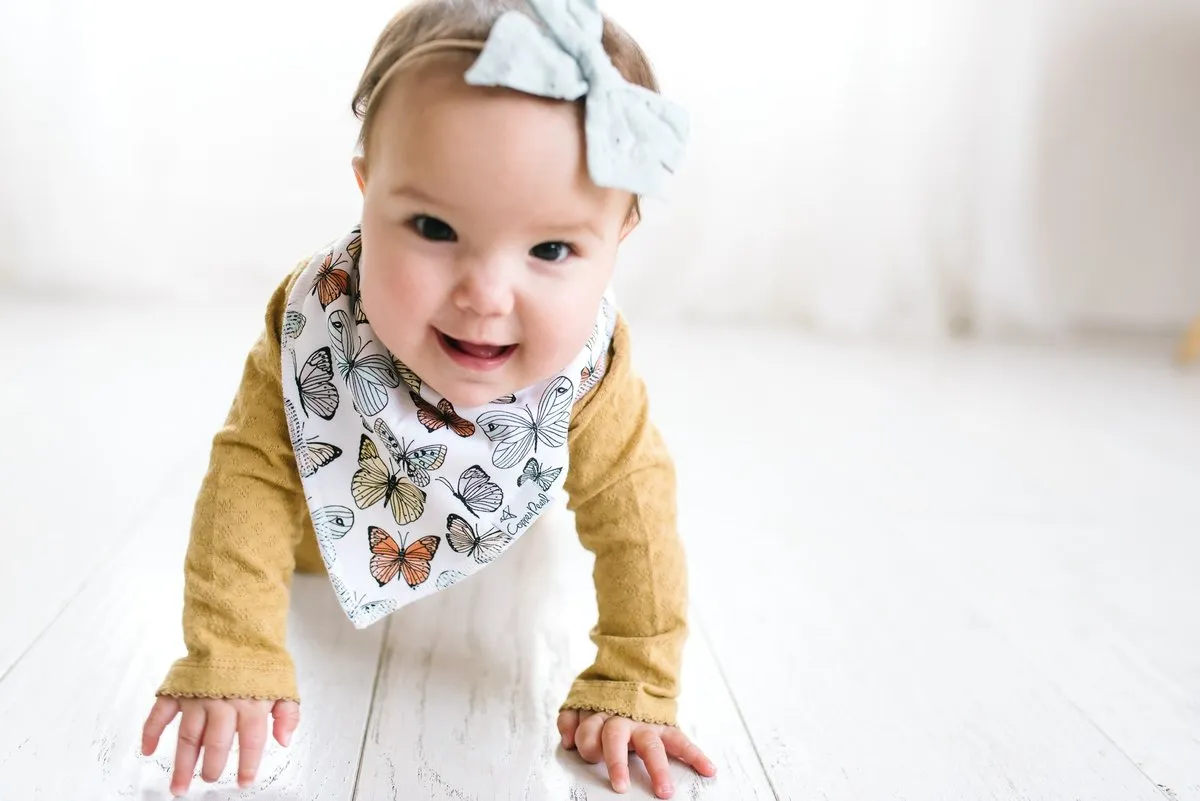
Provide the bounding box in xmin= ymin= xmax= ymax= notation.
xmin=352 ymin=155 xmax=368 ymax=195
xmin=619 ymin=200 xmax=641 ymax=241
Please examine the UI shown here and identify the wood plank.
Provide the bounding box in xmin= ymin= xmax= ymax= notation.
xmin=686 ymin=510 xmax=1170 ymax=801
xmin=899 ymin=347 xmax=1200 ymax=800
xmin=630 ymin=327 xmax=1179 ymax=800
xmin=0 ymin=300 xmax=263 ymax=680
xmin=904 ymin=517 xmax=1200 ymax=801
xmin=0 ymin=454 xmax=387 ymax=800
xmin=353 ymin=503 xmax=776 ymax=800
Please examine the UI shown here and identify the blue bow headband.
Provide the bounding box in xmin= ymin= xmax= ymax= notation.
xmin=463 ymin=0 xmax=689 ymax=197
xmin=363 ymin=0 xmax=686 ymax=198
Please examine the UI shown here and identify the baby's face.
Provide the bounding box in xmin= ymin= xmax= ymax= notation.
xmin=353 ymin=53 xmax=634 ymax=409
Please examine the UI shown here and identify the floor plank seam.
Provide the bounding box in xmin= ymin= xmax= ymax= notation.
xmin=0 ymin=458 xmax=193 ymax=688
xmin=692 ymin=608 xmax=781 ymax=801
xmin=902 ymin=533 xmax=1182 ymax=801
xmin=349 ymin=614 xmax=395 ymax=801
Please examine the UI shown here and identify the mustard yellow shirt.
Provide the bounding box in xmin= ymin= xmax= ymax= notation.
xmin=156 ymin=260 xmax=689 ymax=725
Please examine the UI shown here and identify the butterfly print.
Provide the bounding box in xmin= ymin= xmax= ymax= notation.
xmin=282 ymin=309 xmax=307 ymax=347
xmin=445 ymin=513 xmax=513 ymax=564
xmin=310 ymin=503 xmax=354 ymax=570
xmin=328 ymin=310 xmax=401 ymax=416
xmin=477 ymin=375 xmax=574 ymax=469
xmin=285 ymin=398 xmax=343 ymax=477
xmin=347 ymin=267 xmax=369 ymax=326
xmin=311 ymin=503 xmax=354 ymax=543
xmin=490 ymin=394 xmax=517 ymax=404
xmin=391 ymin=357 xmax=422 ymax=394
xmin=368 ymin=526 xmax=440 ymax=588
xmin=436 ymin=570 xmax=467 ymax=590
xmin=500 ymin=506 xmax=516 ymax=522
xmin=351 ymin=598 xmax=398 ymax=627
xmin=311 ymin=252 xmax=351 ymax=309
xmin=435 ymin=465 xmax=503 ymax=517
xmin=330 ymin=571 xmax=363 ymax=611
xmin=351 ymin=434 xmax=427 ymax=525
xmin=291 ymin=346 xmax=339 ymax=420
xmin=518 ymin=458 xmax=562 ymax=492
xmin=411 ymin=391 xmax=475 ymax=437
xmin=373 ymin=418 xmax=446 ymax=488
xmin=578 ymin=351 xmax=607 ymax=399
xmin=346 ymin=231 xmax=362 ymax=262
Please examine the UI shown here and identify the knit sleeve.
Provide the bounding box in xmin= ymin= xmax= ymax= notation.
xmin=559 ymin=315 xmax=689 ymax=726
xmin=156 ymin=267 xmax=309 ymax=702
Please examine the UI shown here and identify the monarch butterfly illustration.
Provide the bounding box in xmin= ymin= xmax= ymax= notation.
xmin=368 ymin=526 xmax=440 ymax=589
xmin=351 ymin=434 xmax=427 ymax=525
xmin=436 ymin=465 xmax=503 ymax=517
xmin=476 ymin=376 xmax=573 ymax=469
xmin=411 ymin=391 xmax=476 ymax=437
xmin=311 ymin=252 xmax=351 ymax=309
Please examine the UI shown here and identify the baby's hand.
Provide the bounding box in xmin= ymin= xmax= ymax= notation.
xmin=557 ymin=709 xmax=716 ymax=798
xmin=141 ymin=696 xmax=300 ymax=795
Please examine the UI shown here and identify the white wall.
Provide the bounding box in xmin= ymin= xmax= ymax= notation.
xmin=1 ymin=0 xmax=1198 ymax=339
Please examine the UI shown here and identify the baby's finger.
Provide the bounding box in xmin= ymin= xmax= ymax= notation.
xmin=557 ymin=709 xmax=580 ymax=749
xmin=601 ymin=717 xmax=633 ymax=794
xmin=661 ymin=728 xmax=717 ymax=777
xmin=236 ymin=707 xmax=269 ymax=788
xmin=272 ymin=700 xmax=301 ymax=747
xmin=200 ymin=703 xmax=236 ymax=783
xmin=574 ymin=712 xmax=609 ymax=764
xmin=632 ymin=729 xmax=673 ymax=798
xmin=170 ymin=705 xmax=207 ymax=796
xmin=141 ymin=697 xmax=180 ymax=756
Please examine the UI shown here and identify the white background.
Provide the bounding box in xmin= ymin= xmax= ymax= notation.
xmin=1 ymin=0 xmax=1198 ymax=340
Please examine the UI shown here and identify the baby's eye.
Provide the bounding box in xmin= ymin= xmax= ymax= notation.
xmin=412 ymin=215 xmax=457 ymax=242
xmin=530 ymin=242 xmax=573 ymax=263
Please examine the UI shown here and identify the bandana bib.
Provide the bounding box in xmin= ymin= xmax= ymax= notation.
xmin=280 ymin=225 xmax=617 ymax=628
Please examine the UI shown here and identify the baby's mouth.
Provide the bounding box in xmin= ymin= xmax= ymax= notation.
xmin=439 ymin=332 xmax=517 ymax=360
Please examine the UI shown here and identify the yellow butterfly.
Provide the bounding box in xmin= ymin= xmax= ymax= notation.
xmin=351 ymin=434 xmax=426 ymax=525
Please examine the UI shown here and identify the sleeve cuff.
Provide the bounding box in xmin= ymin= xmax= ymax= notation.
xmin=156 ymin=657 xmax=300 ymax=703
xmin=561 ymin=679 xmax=678 ymax=727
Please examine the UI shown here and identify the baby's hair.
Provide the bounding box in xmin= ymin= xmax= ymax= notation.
xmin=351 ymin=0 xmax=660 ymax=219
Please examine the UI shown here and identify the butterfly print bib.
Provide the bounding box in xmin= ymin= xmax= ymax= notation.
xmin=280 ymin=225 xmax=617 ymax=628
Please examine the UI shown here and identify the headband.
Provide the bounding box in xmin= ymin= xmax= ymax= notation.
xmin=364 ymin=0 xmax=689 ymax=197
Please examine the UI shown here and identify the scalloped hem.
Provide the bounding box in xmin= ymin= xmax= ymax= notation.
xmin=156 ymin=689 xmax=301 ymax=703
xmin=560 ymin=703 xmax=675 ymax=727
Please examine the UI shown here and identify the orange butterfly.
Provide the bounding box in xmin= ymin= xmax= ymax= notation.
xmin=367 ymin=526 xmax=440 ymax=588
xmin=311 ymin=252 xmax=350 ymax=309
xmin=410 ymin=391 xmax=476 ymax=437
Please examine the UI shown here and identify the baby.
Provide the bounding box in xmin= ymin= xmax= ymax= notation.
xmin=139 ymin=0 xmax=715 ymax=797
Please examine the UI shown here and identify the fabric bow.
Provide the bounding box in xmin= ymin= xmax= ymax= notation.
xmin=463 ymin=0 xmax=689 ymax=197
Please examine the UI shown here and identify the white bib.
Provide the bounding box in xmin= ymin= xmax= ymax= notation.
xmin=279 ymin=225 xmax=617 ymax=628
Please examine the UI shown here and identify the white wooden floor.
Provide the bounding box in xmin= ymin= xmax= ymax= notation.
xmin=1 ymin=296 xmax=1198 ymax=801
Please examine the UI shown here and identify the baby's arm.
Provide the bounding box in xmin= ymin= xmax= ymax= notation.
xmin=561 ymin=314 xmax=689 ymax=726
xmin=144 ymin=266 xmax=311 ymax=794
xmin=156 ymin=265 xmax=309 ymax=702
